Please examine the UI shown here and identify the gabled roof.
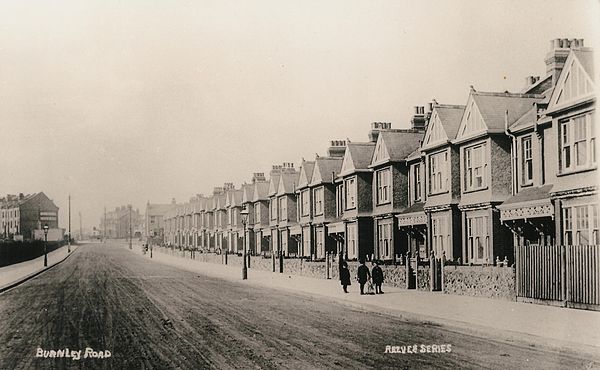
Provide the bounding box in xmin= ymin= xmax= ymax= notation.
xmin=547 ymin=49 xmax=595 ymax=114
xmin=268 ymin=173 xmax=281 ymax=197
xmin=509 ymin=106 xmax=538 ymax=132
xmin=310 ymin=157 xmax=343 ymax=186
xmin=242 ymin=183 xmax=255 ymax=204
xmin=297 ymin=161 xmax=315 ymax=189
xmin=277 ymin=171 xmax=300 ymax=196
xmin=252 ymin=181 xmax=270 ymax=202
xmin=455 ymin=90 xmax=542 ymax=142
xmin=370 ymin=130 xmax=424 ymax=166
xmin=406 ymin=147 xmax=422 ymax=162
xmin=339 ymin=142 xmax=375 ymax=177
xmin=214 ymin=194 xmax=226 ymax=210
xmin=228 ymin=189 xmax=243 ymax=207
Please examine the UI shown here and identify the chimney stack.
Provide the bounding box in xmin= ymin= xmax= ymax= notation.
xmin=368 ymin=122 xmax=391 ymax=142
xmin=223 ymin=182 xmax=235 ymax=191
xmin=327 ymin=140 xmax=346 ymax=157
xmin=410 ymin=106 xmax=427 ymax=130
xmin=213 ymin=187 xmax=223 ymax=195
xmin=546 ymin=38 xmax=584 ymax=85
xmin=252 ymin=173 xmax=266 ymax=183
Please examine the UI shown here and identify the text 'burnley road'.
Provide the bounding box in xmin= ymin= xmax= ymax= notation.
xmin=0 ymin=243 xmax=597 ymax=369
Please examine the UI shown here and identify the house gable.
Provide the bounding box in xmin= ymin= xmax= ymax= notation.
xmin=340 ymin=147 xmax=355 ymax=175
xmin=311 ymin=161 xmax=323 ymax=185
xmin=423 ymin=110 xmax=448 ymax=147
xmin=276 ymin=175 xmax=285 ymax=196
xmin=549 ymin=52 xmax=595 ymax=110
xmin=456 ymin=95 xmax=487 ymax=140
xmin=370 ymin=135 xmax=390 ymax=166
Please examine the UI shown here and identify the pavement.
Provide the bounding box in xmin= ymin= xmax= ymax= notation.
xmin=134 ymin=243 xmax=600 ymax=356
xmin=0 ymin=243 xmax=78 ymax=292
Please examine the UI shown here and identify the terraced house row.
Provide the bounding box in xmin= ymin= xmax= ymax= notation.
xmin=157 ymin=38 xmax=598 ymax=308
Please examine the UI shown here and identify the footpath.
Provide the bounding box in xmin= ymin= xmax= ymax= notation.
xmin=0 ymin=244 xmax=78 ymax=293
xmin=131 ymin=244 xmax=600 ymax=356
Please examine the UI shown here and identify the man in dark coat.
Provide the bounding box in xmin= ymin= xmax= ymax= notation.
xmin=340 ymin=262 xmax=351 ymax=293
xmin=372 ymin=260 xmax=384 ymax=294
xmin=357 ymin=260 xmax=371 ymax=295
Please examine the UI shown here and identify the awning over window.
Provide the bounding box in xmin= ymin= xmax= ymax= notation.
xmin=289 ymin=225 xmax=302 ymax=235
xmin=498 ymin=185 xmax=553 ymax=222
xmin=327 ymin=221 xmax=345 ymax=234
xmin=397 ymin=211 xmax=427 ymax=226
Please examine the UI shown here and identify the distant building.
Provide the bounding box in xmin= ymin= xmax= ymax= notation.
xmin=100 ymin=205 xmax=143 ymax=239
xmin=145 ymin=200 xmax=177 ymax=244
xmin=0 ymin=192 xmax=61 ymax=241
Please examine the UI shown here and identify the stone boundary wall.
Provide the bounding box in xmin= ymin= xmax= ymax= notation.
xmin=443 ymin=265 xmax=516 ymax=301
xmin=154 ymin=248 xmax=515 ymax=301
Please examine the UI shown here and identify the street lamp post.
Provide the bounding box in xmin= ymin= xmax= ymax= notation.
xmin=43 ymin=224 xmax=49 ymax=267
xmin=68 ymin=195 xmax=71 ymax=253
xmin=240 ymin=206 xmax=249 ymax=280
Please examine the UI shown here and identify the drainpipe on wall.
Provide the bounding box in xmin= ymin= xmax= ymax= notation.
xmin=505 ymin=109 xmax=517 ymax=196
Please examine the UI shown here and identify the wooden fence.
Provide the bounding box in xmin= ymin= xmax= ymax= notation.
xmin=516 ymin=244 xmax=600 ymax=309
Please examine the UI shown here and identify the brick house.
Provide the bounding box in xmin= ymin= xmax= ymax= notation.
xmin=453 ymin=89 xmax=543 ymax=264
xmin=225 ymin=188 xmax=244 ymax=253
xmin=337 ymin=127 xmax=378 ymax=261
xmin=309 ymin=143 xmax=345 ymax=259
xmin=420 ymin=103 xmax=465 ymax=262
xmin=543 ymin=44 xmax=596 ymax=246
xmin=275 ymin=163 xmax=300 ymax=257
xmin=0 ymin=192 xmax=60 ymax=241
xmin=252 ymin=176 xmax=271 ymax=255
xmin=296 ymin=160 xmax=316 ymax=258
xmin=369 ymin=126 xmax=425 ymax=262
xmin=397 ymin=147 xmax=428 ymax=260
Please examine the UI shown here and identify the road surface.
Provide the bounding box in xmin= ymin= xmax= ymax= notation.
xmin=0 ymin=243 xmax=597 ymax=369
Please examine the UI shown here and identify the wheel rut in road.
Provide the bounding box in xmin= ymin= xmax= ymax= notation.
xmin=0 ymin=243 xmax=597 ymax=370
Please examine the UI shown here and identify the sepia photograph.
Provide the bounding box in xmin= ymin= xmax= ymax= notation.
xmin=0 ymin=0 xmax=599 ymax=369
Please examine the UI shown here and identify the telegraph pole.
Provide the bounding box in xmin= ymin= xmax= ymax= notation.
xmin=129 ymin=205 xmax=132 ymax=249
xmin=79 ymin=211 xmax=82 ymax=241
xmin=104 ymin=206 xmax=107 ymax=243
xmin=68 ymin=195 xmax=71 ymax=253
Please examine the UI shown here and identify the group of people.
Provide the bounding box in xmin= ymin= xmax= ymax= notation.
xmin=339 ymin=259 xmax=384 ymax=295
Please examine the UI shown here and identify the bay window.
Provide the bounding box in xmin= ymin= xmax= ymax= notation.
xmin=301 ymin=189 xmax=310 ymax=217
xmin=563 ymin=204 xmax=599 ymax=245
xmin=467 ymin=214 xmax=489 ymax=264
xmin=313 ymin=187 xmax=324 ymax=216
xmin=464 ymin=143 xmax=487 ymax=191
xmin=560 ymin=113 xmax=596 ymax=172
xmin=431 ymin=215 xmax=450 ymax=258
xmin=344 ymin=177 xmax=357 ymax=210
xmin=346 ymin=223 xmax=358 ymax=259
xmin=429 ymin=150 xmax=449 ymax=194
xmin=376 ymin=168 xmax=391 ymax=205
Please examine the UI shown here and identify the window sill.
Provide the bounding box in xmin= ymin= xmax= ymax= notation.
xmin=462 ymin=186 xmax=489 ymax=194
xmin=428 ymin=190 xmax=449 ymax=196
xmin=557 ymin=165 xmax=597 ymax=177
xmin=376 ymin=201 xmax=391 ymax=206
xmin=520 ymin=182 xmax=534 ymax=188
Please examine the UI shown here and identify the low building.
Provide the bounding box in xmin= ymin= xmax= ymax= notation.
xmin=0 ymin=192 xmax=60 ymax=241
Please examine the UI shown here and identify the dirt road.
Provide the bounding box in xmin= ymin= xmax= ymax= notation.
xmin=0 ymin=243 xmax=597 ymax=369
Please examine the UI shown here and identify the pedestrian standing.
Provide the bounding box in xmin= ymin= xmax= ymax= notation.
xmin=357 ymin=259 xmax=371 ymax=295
xmin=372 ymin=260 xmax=384 ymax=294
xmin=340 ymin=262 xmax=351 ymax=293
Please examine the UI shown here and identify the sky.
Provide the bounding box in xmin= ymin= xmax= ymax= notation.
xmin=0 ymin=0 xmax=598 ymax=230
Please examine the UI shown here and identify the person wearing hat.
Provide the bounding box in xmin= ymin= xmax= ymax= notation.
xmin=372 ymin=260 xmax=384 ymax=294
xmin=356 ymin=259 xmax=371 ymax=295
xmin=340 ymin=261 xmax=351 ymax=293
